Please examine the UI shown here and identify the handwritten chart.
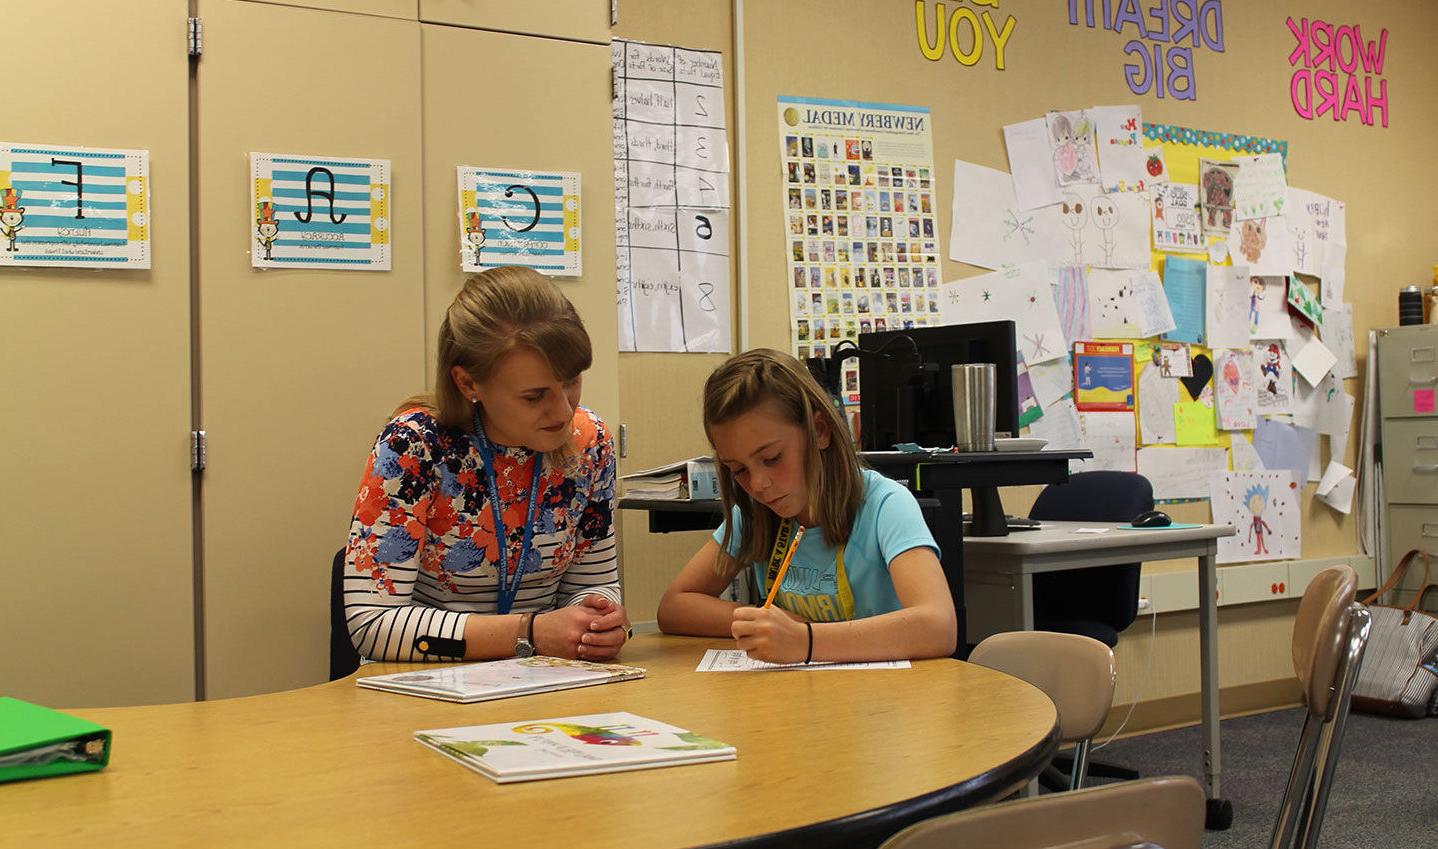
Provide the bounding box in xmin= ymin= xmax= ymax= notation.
xmin=0 ymin=142 xmax=150 ymax=269
xmin=613 ymin=38 xmax=731 ymax=353
xmin=250 ymin=152 xmax=390 ymax=271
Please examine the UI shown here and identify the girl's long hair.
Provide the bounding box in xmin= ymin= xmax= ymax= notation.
xmin=703 ymin=349 xmax=864 ymax=576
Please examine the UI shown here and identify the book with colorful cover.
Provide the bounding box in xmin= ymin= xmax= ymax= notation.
xmin=356 ymin=656 xmax=646 ymax=704
xmin=415 ymin=711 xmax=736 ymax=783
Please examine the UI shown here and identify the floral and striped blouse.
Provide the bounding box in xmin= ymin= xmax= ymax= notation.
xmin=344 ymin=406 xmax=619 ymax=661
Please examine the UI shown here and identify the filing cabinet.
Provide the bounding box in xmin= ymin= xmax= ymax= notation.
xmin=1376 ymin=325 xmax=1438 ymax=604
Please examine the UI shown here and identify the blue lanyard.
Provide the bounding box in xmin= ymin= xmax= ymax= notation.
xmin=472 ymin=410 xmax=543 ymax=615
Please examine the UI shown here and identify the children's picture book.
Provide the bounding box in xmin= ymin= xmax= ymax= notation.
xmin=415 ymin=711 xmax=735 ymax=783
xmin=357 ymin=657 xmax=646 ymax=704
xmin=1073 ymin=341 xmax=1135 ymax=411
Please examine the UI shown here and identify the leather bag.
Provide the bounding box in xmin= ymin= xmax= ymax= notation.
xmin=1351 ymin=550 xmax=1438 ymax=718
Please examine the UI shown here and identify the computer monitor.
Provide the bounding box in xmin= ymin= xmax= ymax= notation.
xmin=856 ymin=321 xmax=1019 ymax=451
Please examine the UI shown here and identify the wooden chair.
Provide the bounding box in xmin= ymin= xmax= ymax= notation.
xmin=1270 ymin=565 xmax=1372 ymax=849
xmin=969 ymin=631 xmax=1115 ymax=790
xmin=878 ymin=775 xmax=1205 ymax=849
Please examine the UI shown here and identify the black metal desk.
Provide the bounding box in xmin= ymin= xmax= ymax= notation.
xmin=620 ymin=449 xmax=1093 ymax=656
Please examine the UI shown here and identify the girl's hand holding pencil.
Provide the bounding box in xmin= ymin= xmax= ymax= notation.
xmin=731 ymin=606 xmax=810 ymax=664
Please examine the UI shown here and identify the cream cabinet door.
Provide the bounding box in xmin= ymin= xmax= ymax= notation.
xmin=420 ymin=24 xmax=619 ymax=427
xmin=421 ymin=0 xmax=611 ymax=43
xmin=195 ymin=0 xmax=426 ymax=698
xmin=0 ymin=1 xmax=195 ymax=707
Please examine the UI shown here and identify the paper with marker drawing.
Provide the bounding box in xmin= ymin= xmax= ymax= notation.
xmin=1232 ymin=153 xmax=1289 ymax=221
xmin=1230 ymin=435 xmax=1264 ymax=472
xmin=1028 ymin=356 xmax=1075 ymax=410
xmin=1250 ymin=276 xmax=1297 ymax=341
xmin=1287 ymin=187 xmax=1327 ymax=277
xmin=1028 ymin=396 xmax=1082 ymax=452
xmin=1215 ymin=348 xmax=1258 ymax=431
xmin=938 ymin=263 xmax=1066 ymax=365
xmin=1137 ymin=447 xmax=1228 ymax=501
xmin=1320 ymin=200 xmax=1347 ymax=307
xmin=1174 ymin=399 xmax=1221 ymax=446
xmin=1210 ymin=470 xmax=1301 ymax=564
xmin=1321 ymin=305 xmax=1357 ymax=379
xmin=1206 ymin=264 xmax=1251 ymax=350
xmin=1133 ymin=272 xmax=1176 ymax=338
xmin=1087 ymin=269 xmax=1142 ymax=338
xmin=1050 ymin=265 xmax=1091 ymax=347
xmin=1227 ymin=214 xmax=1294 ymax=277
xmin=1092 ymin=105 xmax=1149 ymax=193
xmin=1053 ymin=186 xmax=1150 ymax=270
xmin=1152 ymin=182 xmax=1203 ymax=252
xmin=695 ymin=650 xmax=909 ymax=672
xmin=947 ymin=159 xmax=1041 ymax=270
xmin=1046 ymin=109 xmax=1099 ymax=187
xmin=1003 ymin=118 xmax=1063 ymax=211
xmin=1253 ymin=340 xmax=1293 ymax=414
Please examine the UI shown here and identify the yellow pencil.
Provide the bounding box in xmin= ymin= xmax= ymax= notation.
xmin=762 ymin=527 xmax=806 ymax=608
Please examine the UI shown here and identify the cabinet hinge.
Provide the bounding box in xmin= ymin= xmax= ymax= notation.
xmin=191 ymin=430 xmax=207 ymax=472
xmin=618 ymin=423 xmax=629 ymax=458
xmin=188 ymin=17 xmax=203 ymax=58
xmin=610 ymin=0 xmax=618 ymax=27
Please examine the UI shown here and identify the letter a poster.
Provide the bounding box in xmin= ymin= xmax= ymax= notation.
xmin=250 ymin=152 xmax=391 ymax=270
xmin=0 ymin=142 xmax=151 ymax=269
xmin=778 ymin=96 xmax=940 ymax=403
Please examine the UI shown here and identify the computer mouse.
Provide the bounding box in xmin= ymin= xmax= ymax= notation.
xmin=1131 ymin=510 xmax=1172 ymax=528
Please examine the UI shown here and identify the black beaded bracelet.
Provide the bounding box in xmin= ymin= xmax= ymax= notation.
xmin=804 ymin=621 xmax=814 ymax=665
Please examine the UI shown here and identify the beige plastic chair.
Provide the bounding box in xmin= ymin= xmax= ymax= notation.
xmin=1270 ymin=565 xmax=1372 ymax=849
xmin=969 ymin=631 xmax=1116 ymax=790
xmin=878 ymin=775 xmax=1205 ymax=849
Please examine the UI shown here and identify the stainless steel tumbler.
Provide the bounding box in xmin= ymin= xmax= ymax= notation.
xmin=951 ymin=363 xmax=996 ymax=452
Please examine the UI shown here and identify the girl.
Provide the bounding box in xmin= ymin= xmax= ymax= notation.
xmin=657 ymin=349 xmax=956 ymax=663
xmin=344 ymin=267 xmax=629 ymax=663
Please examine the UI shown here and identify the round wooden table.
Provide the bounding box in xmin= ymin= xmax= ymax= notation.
xmin=1 ymin=636 xmax=1058 ymax=848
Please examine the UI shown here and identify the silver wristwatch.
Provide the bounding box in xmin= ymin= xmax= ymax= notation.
xmin=515 ymin=612 xmax=536 ymax=658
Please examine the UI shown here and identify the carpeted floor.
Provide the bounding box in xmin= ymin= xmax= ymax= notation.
xmin=1088 ymin=708 xmax=1438 ymax=847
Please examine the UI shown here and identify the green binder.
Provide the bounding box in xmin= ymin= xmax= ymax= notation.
xmin=0 ymin=697 xmax=111 ymax=783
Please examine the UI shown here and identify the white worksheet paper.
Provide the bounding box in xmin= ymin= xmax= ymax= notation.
xmin=695 ymin=650 xmax=911 ymax=672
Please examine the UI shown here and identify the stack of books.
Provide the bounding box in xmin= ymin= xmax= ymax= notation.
xmin=416 ymin=711 xmax=735 ymax=783
xmin=620 ymin=456 xmax=719 ymax=500
xmin=356 ymin=656 xmax=646 ymax=703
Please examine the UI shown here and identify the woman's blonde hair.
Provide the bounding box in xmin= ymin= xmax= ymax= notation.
xmin=395 ymin=266 xmax=591 ymax=455
xmin=703 ymin=348 xmax=864 ymax=576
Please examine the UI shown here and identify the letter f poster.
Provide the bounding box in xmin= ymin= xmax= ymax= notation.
xmin=250 ymin=152 xmax=391 ymax=270
xmin=0 ymin=142 xmax=151 ymax=268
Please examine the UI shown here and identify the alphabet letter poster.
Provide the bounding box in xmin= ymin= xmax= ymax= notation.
xmin=250 ymin=152 xmax=391 ymax=271
xmin=0 ymin=142 xmax=151 ymax=269
xmin=458 ymin=167 xmax=581 ymax=276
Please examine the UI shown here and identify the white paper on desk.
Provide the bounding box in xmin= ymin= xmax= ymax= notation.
xmin=695 ymin=650 xmax=911 ymax=672
xmin=1074 ymin=527 xmax=1112 ymax=534
xmin=1291 ymin=335 xmax=1338 ymax=387
xmin=1137 ymin=446 xmax=1228 ymax=500
xmin=1138 ymin=363 xmax=1178 ymax=444
xmin=1321 ymin=304 xmax=1357 ymax=379
xmin=1249 ymin=276 xmax=1297 ymax=341
xmin=939 ymin=263 xmax=1066 ymax=365
xmin=1029 ymin=355 xmax=1075 ymax=410
xmin=1004 ymin=118 xmax=1064 ymax=211
xmin=1316 ymin=461 xmax=1356 ymax=514
xmin=1209 ymin=470 xmax=1301 ymax=564
xmin=1206 ymin=264 xmax=1252 ymax=350
xmin=1077 ymin=411 xmax=1136 ymax=472
xmin=949 ymin=159 xmax=1040 ymax=270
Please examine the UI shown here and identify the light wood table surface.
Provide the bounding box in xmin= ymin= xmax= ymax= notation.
xmin=2 ymin=636 xmax=1058 ymax=849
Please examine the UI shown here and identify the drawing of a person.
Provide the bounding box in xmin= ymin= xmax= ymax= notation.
xmin=1 ymin=187 xmax=26 ymax=252
xmin=1059 ymin=193 xmax=1087 ymax=265
xmin=1244 ymin=484 xmax=1274 ymax=555
xmin=1093 ymin=198 xmax=1119 ymax=265
xmin=1202 ymin=166 xmax=1234 ymax=230
xmin=1081 ymin=361 xmax=1094 ymax=387
xmin=1249 ymin=277 xmax=1265 ymax=327
xmin=463 ymin=209 xmax=486 ymax=266
xmin=1051 ymin=114 xmax=1077 ymax=180
xmin=255 ymin=200 xmax=279 ymax=261
xmin=1259 ymin=343 xmax=1282 ymax=396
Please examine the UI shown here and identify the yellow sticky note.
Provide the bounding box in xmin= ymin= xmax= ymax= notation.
xmin=1173 ymin=399 xmax=1220 ymax=445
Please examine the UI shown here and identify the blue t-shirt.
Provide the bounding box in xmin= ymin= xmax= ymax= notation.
xmin=711 ymin=469 xmax=939 ymax=622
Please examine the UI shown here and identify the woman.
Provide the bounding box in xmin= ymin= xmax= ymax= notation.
xmin=344 ymin=266 xmax=629 ymax=662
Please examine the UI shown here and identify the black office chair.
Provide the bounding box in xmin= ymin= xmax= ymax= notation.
xmin=330 ymin=547 xmax=361 ymax=680
xmin=1027 ymin=470 xmax=1153 ymax=789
